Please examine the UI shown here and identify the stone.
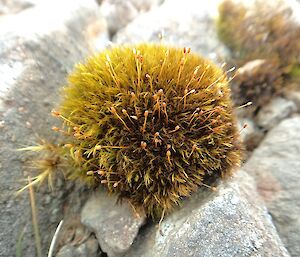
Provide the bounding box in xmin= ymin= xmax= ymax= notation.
xmin=83 ymin=236 xmax=100 ymax=257
xmin=99 ymin=0 xmax=163 ymax=35
xmin=0 ymin=0 xmax=36 ymax=15
xmin=238 ymin=117 xmax=264 ymax=151
xmin=284 ymin=89 xmax=300 ymax=110
xmin=113 ymin=0 xmax=228 ymax=63
xmin=56 ymin=236 xmax=100 ymax=257
xmin=81 ymin=189 xmax=146 ymax=257
xmin=256 ymin=97 xmax=297 ymax=130
xmin=123 ymin=171 xmax=290 ymax=257
xmin=0 ymin=1 xmax=60 ymax=15
xmin=244 ymin=116 xmax=300 ymax=256
xmin=0 ymin=1 xmax=108 ymax=256
xmin=56 ymin=245 xmax=76 ymax=257
xmin=57 ymin=214 xmax=90 ymax=247
xmin=55 ymin=214 xmax=101 ymax=257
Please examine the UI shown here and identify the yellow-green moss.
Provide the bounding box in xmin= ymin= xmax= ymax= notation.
xmin=26 ymin=44 xmax=242 ymax=218
xmin=289 ymin=65 xmax=300 ymax=78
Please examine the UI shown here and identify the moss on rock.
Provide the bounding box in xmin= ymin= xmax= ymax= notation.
xmin=25 ymin=44 xmax=242 ymax=218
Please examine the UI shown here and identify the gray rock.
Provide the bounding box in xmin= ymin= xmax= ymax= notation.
xmin=244 ymin=116 xmax=300 ymax=257
xmin=81 ymin=189 xmax=146 ymax=257
xmin=100 ymin=0 xmax=163 ymax=35
xmin=0 ymin=1 xmax=108 ymax=256
xmin=83 ymin=236 xmax=100 ymax=257
xmin=113 ymin=0 xmax=228 ymax=63
xmin=0 ymin=0 xmax=36 ymax=15
xmin=123 ymin=171 xmax=290 ymax=257
xmin=256 ymin=97 xmax=297 ymax=130
xmin=238 ymin=117 xmax=264 ymax=151
xmin=56 ymin=236 xmax=100 ymax=257
xmin=56 ymin=245 xmax=76 ymax=257
xmin=0 ymin=0 xmax=57 ymax=15
xmin=284 ymin=90 xmax=300 ymax=110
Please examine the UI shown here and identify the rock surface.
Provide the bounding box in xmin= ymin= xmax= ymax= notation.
xmin=99 ymin=0 xmax=163 ymax=35
xmin=284 ymin=89 xmax=300 ymax=110
xmin=56 ymin=236 xmax=100 ymax=257
xmin=113 ymin=0 xmax=228 ymax=63
xmin=1 ymin=0 xmax=298 ymax=256
xmin=256 ymin=97 xmax=297 ymax=130
xmin=244 ymin=116 xmax=300 ymax=257
xmin=0 ymin=0 xmax=37 ymax=15
xmin=81 ymin=189 xmax=146 ymax=257
xmin=123 ymin=171 xmax=290 ymax=257
xmin=0 ymin=1 xmax=107 ymax=256
xmin=238 ymin=117 xmax=264 ymax=151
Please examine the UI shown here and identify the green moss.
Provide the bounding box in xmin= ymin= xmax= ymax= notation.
xmin=289 ymin=65 xmax=300 ymax=78
xmin=26 ymin=44 xmax=242 ymax=218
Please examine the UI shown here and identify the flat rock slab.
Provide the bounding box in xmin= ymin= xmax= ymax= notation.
xmin=244 ymin=116 xmax=300 ymax=256
xmin=123 ymin=171 xmax=289 ymax=257
xmin=81 ymin=190 xmax=146 ymax=257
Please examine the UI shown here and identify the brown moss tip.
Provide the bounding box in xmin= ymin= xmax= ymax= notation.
xmin=28 ymin=43 xmax=242 ymax=219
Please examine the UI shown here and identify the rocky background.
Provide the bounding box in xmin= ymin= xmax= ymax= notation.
xmin=0 ymin=0 xmax=300 ymax=256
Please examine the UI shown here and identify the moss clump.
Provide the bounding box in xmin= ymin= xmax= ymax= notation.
xmin=26 ymin=44 xmax=242 ymax=218
xmin=217 ymin=0 xmax=247 ymax=58
xmin=217 ymin=0 xmax=300 ymax=69
xmin=217 ymin=0 xmax=300 ymax=111
xmin=231 ymin=59 xmax=283 ymax=108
